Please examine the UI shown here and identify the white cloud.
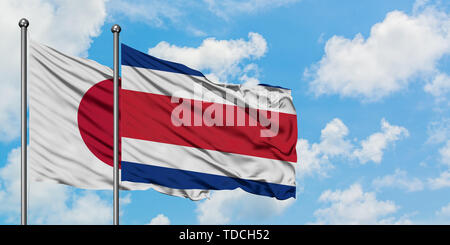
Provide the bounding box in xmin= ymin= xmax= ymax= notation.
xmin=372 ymin=169 xmax=424 ymax=192
xmin=239 ymin=63 xmax=262 ymax=86
xmin=185 ymin=26 xmax=208 ymax=37
xmin=0 ymin=85 xmax=20 ymax=142
xmin=148 ymin=32 xmax=267 ymax=83
xmin=424 ymin=72 xmax=450 ymax=99
xmin=413 ymin=0 xmax=431 ymax=13
xmin=148 ymin=214 xmax=171 ymax=225
xmin=312 ymin=183 xmax=410 ymax=224
xmin=436 ymin=202 xmax=450 ymax=217
xmin=426 ymin=140 xmax=450 ymax=190
xmin=296 ymin=118 xmax=351 ymax=178
xmin=120 ymin=193 xmax=132 ymax=206
xmin=51 ymin=191 xmax=112 ymax=225
xmin=427 ymin=118 xmax=450 ymax=144
xmin=296 ymin=139 xmax=333 ymax=178
xmin=428 ymin=170 xmax=450 ymax=189
xmin=426 ymin=121 xmax=450 ymax=190
xmin=352 ymin=119 xmax=409 ymax=164
xmin=438 ymin=140 xmax=450 ymax=166
xmin=108 ymin=0 xmax=298 ymax=35
xmin=0 ymin=148 xmax=22 ymax=219
xmin=377 ymin=214 xmax=414 ymax=225
xmin=0 ymin=147 xmax=116 ymax=224
xmin=107 ymin=0 xmax=182 ymax=28
xmin=305 ymin=5 xmax=450 ymax=101
xmin=0 ymin=0 xmax=108 ymax=142
xmin=203 ymin=0 xmax=300 ymax=20
xmin=318 ymin=118 xmax=353 ymax=156
xmin=196 ymin=189 xmax=294 ymax=224
xmin=109 ymin=0 xmax=299 ymax=27
xmin=297 ymin=118 xmax=408 ymax=178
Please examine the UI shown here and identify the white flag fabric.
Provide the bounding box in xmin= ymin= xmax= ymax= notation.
xmin=28 ymin=41 xmax=209 ymax=199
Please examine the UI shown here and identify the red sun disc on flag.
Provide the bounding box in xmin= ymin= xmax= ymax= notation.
xmin=77 ymin=79 xmax=121 ymax=168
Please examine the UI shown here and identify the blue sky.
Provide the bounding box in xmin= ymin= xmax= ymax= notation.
xmin=1 ymin=0 xmax=450 ymax=225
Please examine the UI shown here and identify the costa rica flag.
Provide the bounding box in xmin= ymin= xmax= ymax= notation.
xmin=120 ymin=44 xmax=297 ymax=200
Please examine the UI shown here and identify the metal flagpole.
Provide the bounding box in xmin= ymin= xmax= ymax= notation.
xmin=111 ymin=24 xmax=121 ymax=226
xmin=19 ymin=18 xmax=29 ymax=226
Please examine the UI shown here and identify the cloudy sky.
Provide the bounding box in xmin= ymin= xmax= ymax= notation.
xmin=1 ymin=0 xmax=450 ymax=225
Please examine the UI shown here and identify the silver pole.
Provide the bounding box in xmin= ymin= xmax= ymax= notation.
xmin=19 ymin=18 xmax=29 ymax=226
xmin=111 ymin=24 xmax=121 ymax=226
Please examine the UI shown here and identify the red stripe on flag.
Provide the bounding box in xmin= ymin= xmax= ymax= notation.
xmin=121 ymin=89 xmax=297 ymax=162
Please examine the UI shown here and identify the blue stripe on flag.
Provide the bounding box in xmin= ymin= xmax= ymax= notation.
xmin=258 ymin=83 xmax=291 ymax=90
xmin=121 ymin=161 xmax=295 ymax=200
xmin=121 ymin=44 xmax=204 ymax=77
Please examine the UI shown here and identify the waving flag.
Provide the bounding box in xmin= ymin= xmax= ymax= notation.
xmin=28 ymin=41 xmax=207 ymax=199
xmin=29 ymin=41 xmax=118 ymax=189
xmin=120 ymin=44 xmax=298 ymax=200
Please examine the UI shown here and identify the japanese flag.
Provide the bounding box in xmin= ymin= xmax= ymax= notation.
xmin=28 ymin=40 xmax=208 ymax=200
